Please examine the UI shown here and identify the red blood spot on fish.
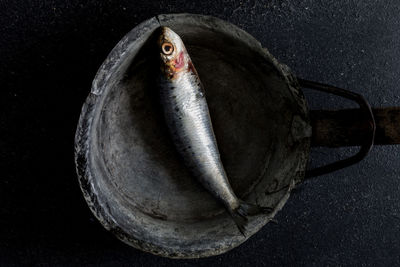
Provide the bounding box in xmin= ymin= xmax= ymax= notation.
xmin=174 ymin=52 xmax=184 ymax=69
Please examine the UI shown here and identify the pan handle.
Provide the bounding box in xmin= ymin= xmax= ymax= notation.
xmin=298 ymin=78 xmax=376 ymax=179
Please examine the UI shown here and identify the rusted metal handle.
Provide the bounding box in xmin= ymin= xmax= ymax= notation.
xmin=298 ymin=78 xmax=376 ymax=179
xmin=311 ymin=108 xmax=400 ymax=146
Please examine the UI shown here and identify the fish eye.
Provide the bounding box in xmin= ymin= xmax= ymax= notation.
xmin=161 ymin=42 xmax=174 ymax=55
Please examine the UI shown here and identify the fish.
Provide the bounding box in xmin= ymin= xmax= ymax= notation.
xmin=157 ymin=26 xmax=272 ymax=235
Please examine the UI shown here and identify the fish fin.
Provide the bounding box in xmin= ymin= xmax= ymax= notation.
xmin=230 ymin=201 xmax=274 ymax=236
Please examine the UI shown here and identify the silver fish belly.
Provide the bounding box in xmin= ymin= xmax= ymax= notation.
xmin=159 ymin=69 xmax=240 ymax=211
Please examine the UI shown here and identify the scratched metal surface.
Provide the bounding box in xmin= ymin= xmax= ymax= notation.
xmin=1 ymin=0 xmax=400 ymax=266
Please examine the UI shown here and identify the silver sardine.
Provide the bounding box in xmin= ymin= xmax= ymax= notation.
xmin=157 ymin=27 xmax=271 ymax=234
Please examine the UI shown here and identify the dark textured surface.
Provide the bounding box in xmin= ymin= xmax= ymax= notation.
xmin=1 ymin=0 xmax=399 ymax=266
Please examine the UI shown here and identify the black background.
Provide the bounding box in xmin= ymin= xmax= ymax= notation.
xmin=1 ymin=0 xmax=400 ymax=266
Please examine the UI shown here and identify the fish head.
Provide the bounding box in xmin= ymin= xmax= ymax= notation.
xmin=158 ymin=27 xmax=189 ymax=79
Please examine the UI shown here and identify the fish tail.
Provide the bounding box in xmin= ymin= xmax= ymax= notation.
xmin=230 ymin=201 xmax=273 ymax=236
xmin=230 ymin=208 xmax=247 ymax=236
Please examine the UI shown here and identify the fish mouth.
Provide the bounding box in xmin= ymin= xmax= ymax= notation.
xmin=158 ymin=26 xmax=171 ymax=42
xmin=159 ymin=26 xmax=181 ymax=44
xmin=160 ymin=26 xmax=172 ymax=34
xmin=160 ymin=26 xmax=174 ymax=36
